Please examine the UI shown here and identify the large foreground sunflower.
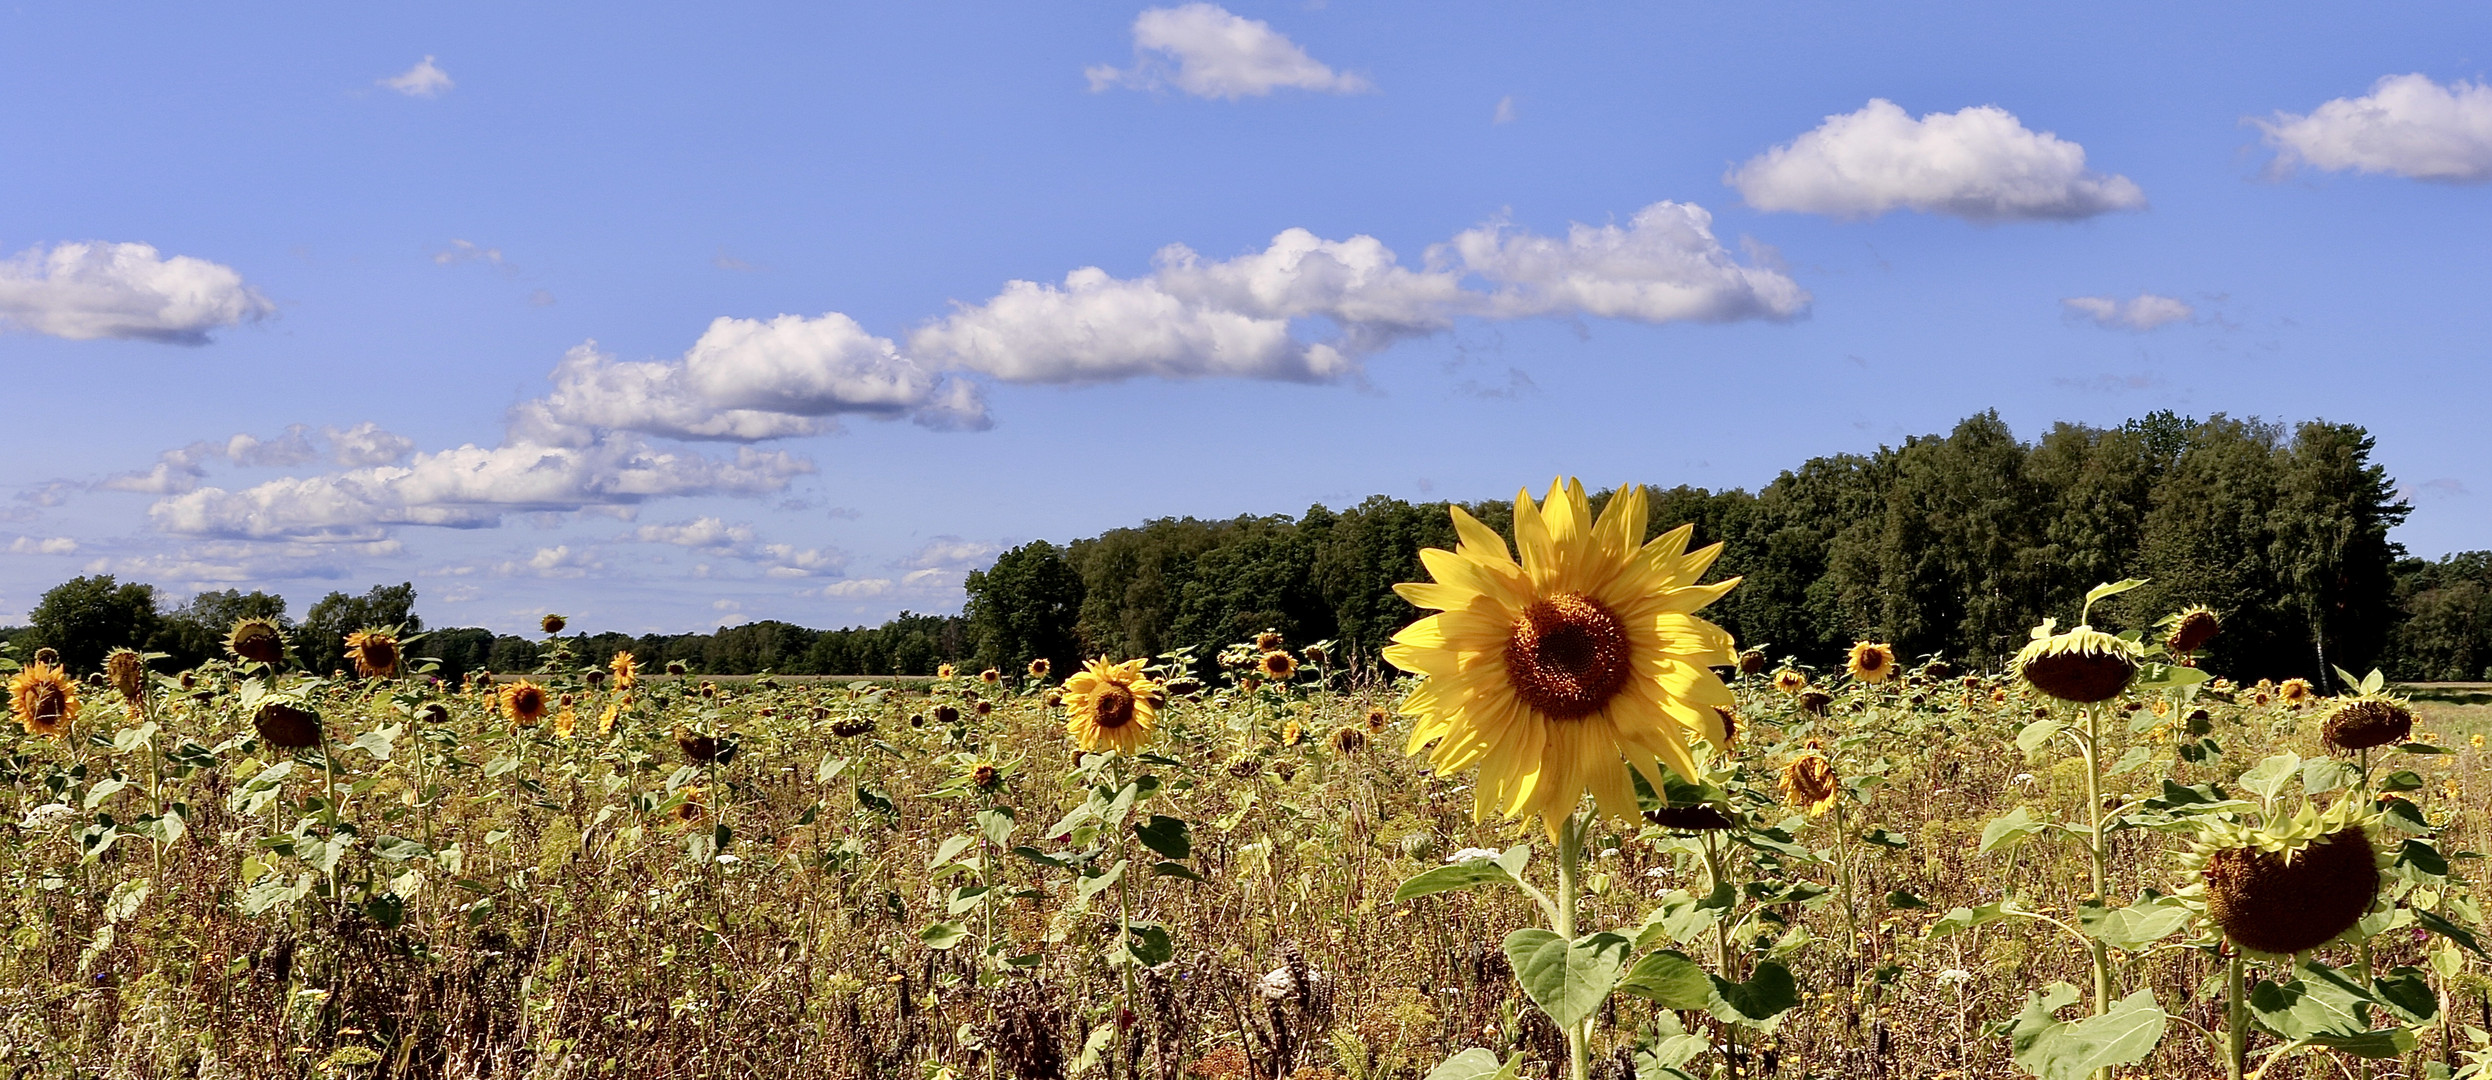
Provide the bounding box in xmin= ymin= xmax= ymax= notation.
xmin=1061 ymin=657 xmax=1163 ymax=755
xmin=1384 ymin=480 xmax=1739 ymax=838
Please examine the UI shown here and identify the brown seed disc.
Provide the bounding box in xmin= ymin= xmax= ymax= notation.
xmin=1504 ymin=593 xmax=1631 ymax=720
xmin=2204 ymin=828 xmax=2379 ymax=955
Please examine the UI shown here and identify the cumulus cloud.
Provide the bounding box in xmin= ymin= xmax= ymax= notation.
xmin=147 ymin=435 xmax=810 ymax=541
xmin=633 ymin=517 xmax=757 ymax=551
xmin=2258 ymin=74 xmax=2492 ymax=183
xmin=2063 ymin=293 xmax=2195 ymax=332
xmin=100 ymin=424 xmax=417 ymax=495
xmin=1729 ymin=100 xmax=2147 ymax=222
xmin=495 ymin=545 xmax=600 ymax=579
xmin=381 ymin=55 xmax=453 ymax=98
xmin=628 ymin=516 xmax=845 ymax=577
xmin=1087 ymin=3 xmax=1369 ymax=99
xmin=83 ymin=538 xmax=401 ymax=585
xmin=7 ymin=537 xmax=78 ymax=556
xmin=913 ymin=205 xmax=1804 ymax=384
xmin=0 ymin=241 xmax=273 ymax=344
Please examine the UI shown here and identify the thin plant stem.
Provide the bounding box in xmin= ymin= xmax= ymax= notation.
xmin=1556 ymin=809 xmax=1589 ymax=1080
xmin=2225 ymin=947 xmax=2246 ymax=1080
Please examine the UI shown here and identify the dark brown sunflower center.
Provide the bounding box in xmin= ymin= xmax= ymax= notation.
xmin=30 ymin=686 xmax=66 ymax=722
xmin=1505 ymin=593 xmax=1632 ymax=720
xmin=1093 ymin=685 xmax=1136 ymax=729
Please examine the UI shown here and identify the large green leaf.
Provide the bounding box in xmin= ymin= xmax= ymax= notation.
xmin=1503 ymin=929 xmax=1631 ymax=1030
xmin=1133 ymin=815 xmax=1192 ymax=860
xmin=1394 ymin=846 xmax=1530 ymax=902
xmin=1421 ymin=1049 xmax=1521 ymax=1080
xmin=2238 ymin=753 xmax=2301 ymax=801
xmin=1706 ymin=961 xmax=1800 ymax=1023
xmin=1980 ymin=808 xmax=2052 ymax=855
xmin=1616 ymin=949 xmax=1712 ymax=1010
xmin=2007 ymin=985 xmax=2167 ymax=1080
xmin=1929 ymin=901 xmax=2010 ymax=939
xmin=2076 ymin=894 xmax=2192 ymax=953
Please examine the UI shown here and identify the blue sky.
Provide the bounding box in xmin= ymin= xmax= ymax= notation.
xmin=3 ymin=2 xmax=2488 ymax=634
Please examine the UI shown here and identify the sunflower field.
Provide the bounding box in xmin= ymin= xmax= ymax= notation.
xmin=5 ymin=482 xmax=2492 ymax=1080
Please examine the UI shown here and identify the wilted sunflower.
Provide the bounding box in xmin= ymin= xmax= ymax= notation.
xmin=502 ymin=680 xmax=550 ymax=727
xmin=1255 ymin=630 xmax=1285 ymax=651
xmin=1364 ymin=707 xmax=1389 ymax=731
xmin=344 ymin=628 xmax=401 ymax=679
xmin=1383 ymin=480 xmax=1739 ymax=839
xmin=1780 ymin=742 xmax=1839 ymax=817
xmin=674 ymin=726 xmax=735 ymax=764
xmin=227 ymin=617 xmax=287 ymax=666
xmin=1258 ymin=651 xmax=1297 ymax=681
xmin=2014 ymin=623 xmax=2142 ymax=704
xmin=2321 ymin=695 xmax=2413 ymax=753
xmin=665 ymin=660 xmax=687 ymax=676
xmin=1328 ymin=725 xmax=1367 ymax=754
xmin=1061 ymin=657 xmax=1163 ymax=756
xmin=611 ymin=651 xmax=639 ymax=691
xmin=933 ymin=704 xmax=961 ymax=725
xmin=252 ymin=697 xmax=322 ymax=749
xmin=670 ymin=786 xmax=708 ymax=826
xmin=2279 ymin=678 xmax=2313 ymax=707
xmin=1028 ymin=658 xmax=1051 ymax=679
xmin=2164 ymin=605 xmax=2220 ymax=658
xmin=1737 ymin=649 xmax=1768 ymax=676
xmin=1845 ymin=641 xmax=1895 ymax=683
xmin=1771 ymin=668 xmax=1807 ymax=694
xmin=9 ymin=661 xmax=79 ymax=739
xmin=540 ymin=613 xmax=567 ymax=635
xmin=2178 ymin=798 xmax=2386 ymax=956
xmin=105 ymin=648 xmax=147 ymax=706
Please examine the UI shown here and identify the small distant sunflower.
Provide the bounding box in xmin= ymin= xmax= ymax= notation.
xmin=1737 ymin=649 xmax=1768 ymax=676
xmin=1846 ymin=641 xmax=1896 ymax=683
xmin=1328 ymin=725 xmax=1367 ymax=754
xmin=1061 ymin=657 xmax=1163 ymax=756
xmin=980 ymin=668 xmax=1002 ymax=685
xmin=1258 ymin=651 xmax=1297 ymax=681
xmin=105 ymin=648 xmax=147 ymax=706
xmin=2177 ymin=798 xmax=2386 ymax=956
xmin=252 ymin=696 xmax=322 ymax=749
xmin=674 ymin=726 xmax=734 ymax=764
xmin=2279 ymin=678 xmax=2314 ymax=707
xmin=502 ymin=680 xmax=550 ymax=727
xmin=227 ymin=617 xmax=287 ymax=666
xmin=2014 ymin=624 xmax=2142 ymax=704
xmin=1383 ymin=480 xmax=1739 ymax=839
xmin=670 ymin=787 xmax=708 ymax=826
xmin=934 ymin=704 xmax=961 ymax=725
xmin=344 ymin=628 xmax=401 ymax=679
xmin=9 ymin=662 xmax=79 ymax=739
xmin=2321 ymin=695 xmax=2413 ymax=754
xmin=540 ymin=613 xmax=567 ymax=635
xmin=2164 ymin=605 xmax=2220 ymax=658
xmin=936 ymin=663 xmax=956 ymax=679
xmin=1027 ymin=658 xmax=1052 ymax=679
xmin=554 ymin=693 xmax=578 ymax=738
xmin=665 ymin=660 xmax=687 ymax=676
xmin=1303 ymin=643 xmax=1328 ymax=665
xmin=1280 ymin=720 xmax=1306 ymax=746
xmin=610 ymin=651 xmax=639 ymax=691
xmin=1254 ymin=630 xmax=1285 ymax=652
xmin=1364 ymin=707 xmax=1389 ymax=731
xmin=1798 ymin=689 xmax=1833 ymax=716
xmin=599 ymin=698 xmax=624 ymax=736
xmin=1771 ymin=669 xmax=1808 ymax=694
xmin=970 ymin=761 xmax=1002 ymax=790
xmin=1780 ymin=741 xmax=1839 ymax=817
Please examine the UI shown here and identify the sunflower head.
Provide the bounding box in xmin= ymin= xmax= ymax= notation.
xmin=554 ymin=694 xmax=578 ymax=738
xmin=1779 ymin=742 xmax=1839 ymax=817
xmin=934 ymin=704 xmax=961 ymax=725
xmin=2280 ymin=678 xmax=2314 ymax=706
xmin=226 ymin=617 xmax=287 ymax=666
xmin=9 ymin=662 xmax=79 ymax=739
xmin=502 ymin=680 xmax=550 ymax=727
xmin=1737 ymin=649 xmax=1768 ymax=676
xmin=2179 ymin=798 xmax=2387 ymax=956
xmin=1061 ymin=657 xmax=1163 ymax=756
xmin=1281 ymin=720 xmax=1306 ymax=747
xmin=980 ymin=668 xmax=1002 ymax=685
xmin=105 ymin=648 xmax=147 ymax=705
xmin=2014 ymin=624 xmax=2142 ymax=704
xmin=1303 ymin=643 xmax=1328 ymax=665
xmin=674 ymin=726 xmax=734 ymax=764
xmin=611 ymin=651 xmax=639 ymax=690
xmin=1845 ymin=641 xmax=1896 ymax=683
xmin=252 ymin=696 xmax=323 ymax=749
xmin=1258 ymin=651 xmax=1297 ymax=681
xmin=344 ymin=629 xmax=401 ymax=679
xmin=1772 ymin=669 xmax=1808 ymax=694
xmin=1383 ymin=479 xmax=1739 ymax=839
xmin=936 ymin=663 xmax=957 ymax=679
xmin=31 ymin=647 xmax=58 ymax=666
xmin=1254 ymin=630 xmax=1285 ymax=652
xmin=1798 ymin=689 xmax=1833 ymax=716
xmin=671 ymin=786 xmax=708 ymax=826
xmin=2321 ymin=695 xmax=2413 ymax=754
xmin=830 ymin=714 xmax=875 ymax=738
xmin=665 ymin=660 xmax=687 ymax=676
xmin=540 ymin=613 xmax=567 ymax=635
xmin=2164 ymin=605 xmax=2221 ymax=656
xmin=1028 ymin=658 xmax=1051 ymax=679
xmin=1365 ymin=707 xmax=1389 ymax=732
xmin=970 ymin=761 xmax=1002 ymax=790
xmin=1329 ymin=725 xmax=1367 ymax=754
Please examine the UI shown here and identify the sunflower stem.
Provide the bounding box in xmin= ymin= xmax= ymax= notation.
xmin=2225 ymin=947 xmax=2246 ymax=1080
xmin=1556 ymin=808 xmax=1589 ymax=1080
xmin=2080 ymin=701 xmax=2113 ymax=1021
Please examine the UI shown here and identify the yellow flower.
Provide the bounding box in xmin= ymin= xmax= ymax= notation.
xmin=9 ymin=662 xmax=79 ymax=739
xmin=502 ymin=680 xmax=550 ymax=727
xmin=936 ymin=663 xmax=956 ymax=679
xmin=610 ymin=651 xmax=639 ymax=691
xmin=2279 ymin=678 xmax=2313 ymax=706
xmin=1771 ymin=669 xmax=1807 ymax=694
xmin=1383 ymin=480 xmax=1739 ymax=839
xmin=1780 ymin=742 xmax=1839 ymax=817
xmin=2472 ymin=734 xmax=2485 ymax=750
xmin=344 ymin=628 xmax=401 ymax=679
xmin=599 ymin=697 xmax=624 ymax=737
xmin=1845 ymin=641 xmax=1895 ymax=683
xmin=554 ymin=694 xmax=578 ymax=738
xmin=1061 ymin=657 xmax=1163 ymax=756
xmin=1258 ymin=651 xmax=1297 ymax=681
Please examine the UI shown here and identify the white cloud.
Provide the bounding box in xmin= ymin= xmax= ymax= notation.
xmin=325 ymin=422 xmax=418 ymax=468
xmin=0 ymin=241 xmax=272 ymax=344
xmin=433 ymin=239 xmax=509 ymax=270
xmin=1087 ymin=3 xmax=1369 ymax=99
xmin=632 ymin=517 xmax=758 ymax=551
xmin=82 ymin=538 xmax=401 ymax=585
xmin=381 ymin=56 xmax=453 ymax=98
xmin=496 ymin=545 xmax=600 ymax=579
xmin=99 ymin=424 xmax=416 ymax=495
xmin=904 ymin=536 xmax=1003 ymax=571
xmin=1729 ymin=100 xmax=2147 ymax=222
xmin=147 ymin=434 xmax=810 ymax=541
xmin=808 ymin=578 xmax=892 ymax=599
xmin=913 ymin=206 xmax=1803 ymax=384
xmin=2063 ymin=293 xmax=2195 ymax=331
xmin=2258 ymin=74 xmax=2492 ymax=183
xmin=1493 ymin=96 xmax=1517 ymax=125
xmin=7 ymin=537 xmax=77 ymax=556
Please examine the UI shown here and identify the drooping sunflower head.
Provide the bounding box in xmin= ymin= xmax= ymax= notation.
xmin=2178 ymin=798 xmax=2387 ymax=957
xmin=1771 ymin=668 xmax=1808 ymax=694
xmin=610 ymin=651 xmax=639 ymax=690
xmin=1061 ymin=657 xmax=1163 ymax=756
xmin=1258 ymin=651 xmax=1297 ymax=681
xmin=502 ymin=680 xmax=550 ymax=727
xmin=2014 ymin=624 xmax=2142 ymax=704
xmin=1329 ymin=725 xmax=1367 ymax=754
xmin=1779 ymin=741 xmax=1839 ymax=817
xmin=1382 ymin=479 xmax=1740 ymax=839
xmin=2280 ymin=678 xmax=2314 ymax=706
xmin=9 ymin=662 xmax=79 ymax=739
xmin=2321 ymin=695 xmax=2413 ymax=754
xmin=252 ymin=695 xmax=323 ymax=749
xmin=2165 ymin=605 xmax=2220 ymax=656
xmin=665 ymin=660 xmax=687 ymax=676
xmin=1737 ymin=649 xmax=1768 ymax=676
xmin=105 ymin=648 xmax=147 ymax=705
xmin=226 ymin=617 xmax=287 ymax=666
xmin=344 ymin=629 xmax=401 ymax=679
xmin=670 ymin=786 xmax=707 ymax=826
xmin=1845 ymin=641 xmax=1896 ymax=683
xmin=540 ymin=613 xmax=567 ymax=635
xmin=1028 ymin=658 xmax=1051 ymax=679
xmin=1255 ymin=630 xmax=1285 ymax=652
xmin=674 ymin=726 xmax=733 ymax=764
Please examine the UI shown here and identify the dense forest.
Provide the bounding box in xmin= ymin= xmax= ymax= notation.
xmin=10 ymin=411 xmax=2490 ymax=686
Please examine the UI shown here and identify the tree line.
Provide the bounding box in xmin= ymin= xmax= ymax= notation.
xmin=9 ymin=411 xmax=2485 ymax=686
